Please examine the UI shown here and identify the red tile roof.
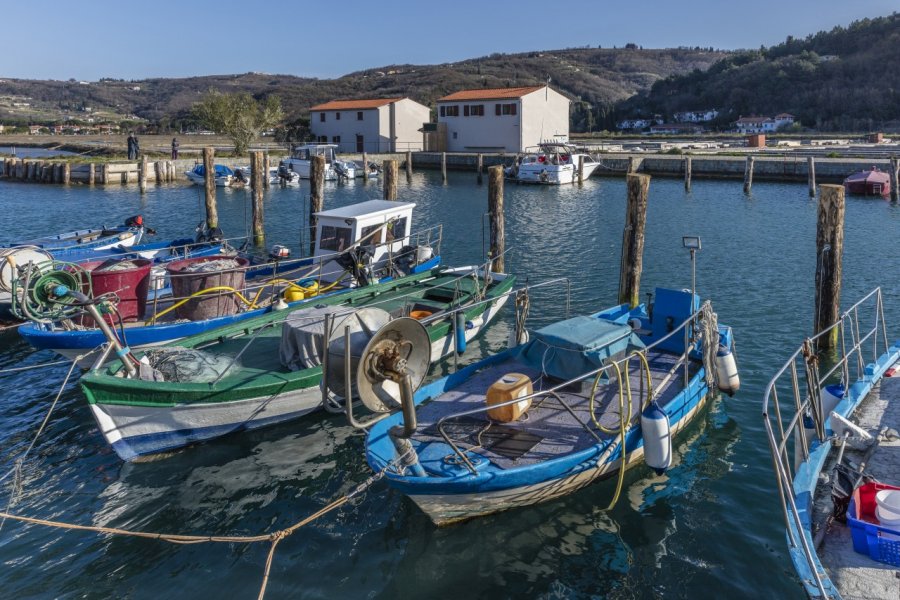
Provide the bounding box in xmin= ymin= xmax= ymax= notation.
xmin=311 ymin=97 xmax=404 ymax=111
xmin=437 ymin=85 xmax=546 ymax=102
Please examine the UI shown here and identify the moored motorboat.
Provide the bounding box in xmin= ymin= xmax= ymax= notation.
xmin=354 ymin=284 xmax=736 ymax=525
xmin=184 ymin=164 xmax=249 ymax=187
xmin=507 ymin=143 xmax=600 ymax=184
xmin=764 ymin=288 xmax=900 ymax=599
xmin=284 ymin=144 xmax=356 ymax=180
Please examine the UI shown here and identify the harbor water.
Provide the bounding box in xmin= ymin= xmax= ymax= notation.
xmin=2 ymin=171 xmax=900 ymax=598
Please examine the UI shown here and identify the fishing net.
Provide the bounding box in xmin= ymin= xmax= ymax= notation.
xmin=181 ymin=258 xmax=242 ymax=273
xmin=141 ymin=347 xmax=238 ymax=383
xmin=698 ymin=301 xmax=719 ymax=389
xmin=831 ymin=463 xmax=871 ymax=523
xmin=94 ymin=260 xmax=140 ymax=272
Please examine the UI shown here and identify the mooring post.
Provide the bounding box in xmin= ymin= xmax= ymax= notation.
xmin=814 ymin=184 xmax=845 ymax=351
xmin=891 ymin=156 xmax=899 ymax=202
xmin=578 ymin=155 xmax=585 ymax=185
xmin=488 ymin=165 xmax=505 ymax=273
xmin=361 ymin=152 xmax=368 ymax=186
xmin=263 ymin=152 xmax=270 ymax=190
xmin=441 ymin=152 xmax=447 ymax=184
xmin=406 ymin=150 xmax=413 ymax=182
xmin=53 ymin=163 xmax=62 ymax=184
xmin=476 ymin=153 xmax=484 ymax=185
xmin=154 ymin=160 xmax=163 ymax=185
xmin=684 ymin=156 xmax=692 ymax=192
xmin=618 ymin=173 xmax=651 ymax=308
xmin=62 ymin=162 xmax=71 ymax=185
xmin=627 ymin=156 xmax=636 ymax=174
xmin=808 ymin=156 xmax=816 ymax=197
xmin=383 ymin=159 xmax=398 ymax=200
xmin=101 ymin=163 xmax=110 ymax=185
xmin=251 ymin=151 xmax=265 ymax=246
xmin=202 ymin=147 xmax=218 ymax=229
xmin=743 ymin=156 xmax=755 ymax=194
xmin=15 ymin=159 xmax=24 ymax=180
xmin=139 ymin=155 xmax=147 ymax=193
xmin=309 ymin=155 xmax=325 ymax=256
xmin=87 ymin=163 xmax=95 ymax=186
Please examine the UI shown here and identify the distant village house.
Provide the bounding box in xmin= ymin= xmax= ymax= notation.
xmin=673 ymin=109 xmax=719 ymax=123
xmin=616 ymin=117 xmax=663 ymax=131
xmin=649 ymin=123 xmax=706 ymax=135
xmin=309 ymin=97 xmax=430 ymax=153
xmin=435 ymin=85 xmax=569 ymax=153
xmin=734 ymin=113 xmax=795 ymax=134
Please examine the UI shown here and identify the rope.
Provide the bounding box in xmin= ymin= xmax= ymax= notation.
xmin=0 ymin=358 xmax=73 ymax=374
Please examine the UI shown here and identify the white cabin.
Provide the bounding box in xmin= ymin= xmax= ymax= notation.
xmin=284 ymin=143 xmax=356 ymax=180
xmin=314 ymin=200 xmax=415 ymax=282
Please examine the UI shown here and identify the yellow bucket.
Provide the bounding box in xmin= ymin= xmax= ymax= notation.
xmin=284 ymin=280 xmax=319 ymax=302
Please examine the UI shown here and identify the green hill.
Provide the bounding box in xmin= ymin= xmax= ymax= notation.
xmin=617 ymin=13 xmax=900 ymax=131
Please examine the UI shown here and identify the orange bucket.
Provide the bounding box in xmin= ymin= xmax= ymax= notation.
xmin=410 ymin=309 xmax=433 ymax=320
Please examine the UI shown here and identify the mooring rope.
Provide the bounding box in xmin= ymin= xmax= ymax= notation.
xmin=0 ymin=358 xmax=75 ymax=374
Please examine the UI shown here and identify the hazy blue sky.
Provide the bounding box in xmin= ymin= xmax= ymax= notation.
xmin=4 ymin=0 xmax=896 ymax=81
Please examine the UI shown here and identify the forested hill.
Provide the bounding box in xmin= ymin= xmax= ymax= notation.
xmin=0 ymin=47 xmax=726 ymax=130
xmin=617 ymin=13 xmax=900 ymax=131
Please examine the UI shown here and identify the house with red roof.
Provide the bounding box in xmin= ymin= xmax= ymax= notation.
xmin=310 ymin=97 xmax=430 ymax=153
xmin=436 ymin=85 xmax=570 ymax=153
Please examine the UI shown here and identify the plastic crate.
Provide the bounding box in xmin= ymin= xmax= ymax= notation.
xmin=847 ymin=482 xmax=900 ymax=566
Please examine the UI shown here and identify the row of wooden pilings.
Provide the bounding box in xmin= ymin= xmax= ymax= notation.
xmin=1 ymin=156 xmax=180 ymax=186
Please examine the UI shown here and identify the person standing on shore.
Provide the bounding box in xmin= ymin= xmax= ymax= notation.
xmin=171 ymin=137 xmax=179 ymax=160
xmin=127 ymin=132 xmax=136 ymax=160
xmin=133 ymin=134 xmax=140 ymax=159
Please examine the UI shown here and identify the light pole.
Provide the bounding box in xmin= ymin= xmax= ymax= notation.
xmin=682 ymin=236 xmax=701 ymax=308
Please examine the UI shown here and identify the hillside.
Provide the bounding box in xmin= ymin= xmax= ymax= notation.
xmin=0 ymin=47 xmax=726 ymax=131
xmin=617 ymin=13 xmax=900 ymax=131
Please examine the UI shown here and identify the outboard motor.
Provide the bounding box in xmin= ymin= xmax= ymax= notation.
xmin=334 ymin=162 xmax=348 ymax=181
xmin=336 ymin=246 xmax=373 ymax=286
xmin=195 ymin=222 xmax=224 ymax=243
xmin=125 ymin=215 xmax=144 ymax=228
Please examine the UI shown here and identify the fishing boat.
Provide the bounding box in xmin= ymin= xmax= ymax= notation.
xmin=16 ymin=201 xmax=441 ymax=366
xmin=763 ymin=288 xmax=900 ymax=599
xmin=351 ymin=280 xmax=738 ymax=525
xmin=507 ymin=143 xmax=600 ymax=184
xmin=77 ymin=262 xmax=513 ymax=461
xmin=284 ymin=144 xmax=356 ymax=180
xmin=184 ymin=164 xmax=250 ymax=187
xmin=842 ymin=168 xmax=891 ymax=196
xmin=3 ymin=215 xmax=144 ymax=253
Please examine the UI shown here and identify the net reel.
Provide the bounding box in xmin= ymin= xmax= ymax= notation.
xmin=10 ymin=260 xmax=93 ymax=323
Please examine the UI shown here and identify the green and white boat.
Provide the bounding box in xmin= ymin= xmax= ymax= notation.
xmin=79 ymin=266 xmax=515 ymax=461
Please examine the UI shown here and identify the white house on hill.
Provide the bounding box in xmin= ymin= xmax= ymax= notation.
xmin=310 ymin=97 xmax=430 ymax=153
xmin=734 ymin=113 xmax=796 ymax=134
xmin=436 ymin=85 xmax=570 ymax=153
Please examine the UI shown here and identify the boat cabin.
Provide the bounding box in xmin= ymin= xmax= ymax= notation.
xmin=313 ymin=200 xmax=415 ymax=282
xmin=290 ymin=143 xmax=339 ymax=163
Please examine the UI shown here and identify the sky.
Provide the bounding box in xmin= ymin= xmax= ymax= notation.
xmin=3 ymin=0 xmax=896 ymax=81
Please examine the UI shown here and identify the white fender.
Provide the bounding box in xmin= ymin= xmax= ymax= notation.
xmin=641 ymin=402 xmax=672 ymax=475
xmin=715 ymin=344 xmax=740 ymax=395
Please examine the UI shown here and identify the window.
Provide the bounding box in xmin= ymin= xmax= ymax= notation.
xmin=386 ymin=217 xmax=407 ymax=242
xmin=440 ymin=106 xmax=445 ymax=117
xmin=318 ymin=135 xmax=328 ymax=143
xmin=336 ymin=112 xmax=341 ymax=120
xmin=464 ymin=105 xmax=469 ymax=117
xmin=502 ymin=103 xmax=517 ymax=115
xmin=452 ymin=132 xmax=457 ymax=139
xmin=332 ymin=135 xmax=341 ymax=143
xmin=441 ymin=105 xmax=459 ymax=117
xmin=319 ymin=113 xmax=325 ymax=122
xmin=469 ymin=104 xmax=484 ymax=116
xmin=319 ymin=226 xmax=353 ymax=252
xmin=361 ymin=224 xmax=384 ymax=245
xmin=357 ymin=111 xmax=363 ymax=120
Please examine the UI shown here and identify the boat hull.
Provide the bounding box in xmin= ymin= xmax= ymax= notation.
xmin=515 ymin=161 xmax=599 ymax=184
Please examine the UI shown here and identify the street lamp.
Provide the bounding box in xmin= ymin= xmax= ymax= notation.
xmin=682 ymin=236 xmax=701 ymax=307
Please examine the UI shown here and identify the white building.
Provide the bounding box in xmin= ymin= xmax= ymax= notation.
xmin=673 ymin=109 xmax=719 ymax=123
xmin=436 ymin=85 xmax=570 ymax=153
xmin=735 ymin=113 xmax=796 ymax=134
xmin=310 ymin=97 xmax=431 ymax=153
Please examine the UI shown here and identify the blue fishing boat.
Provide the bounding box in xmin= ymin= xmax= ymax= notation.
xmin=184 ymin=164 xmax=248 ymax=187
xmin=16 ymin=201 xmax=441 ymax=367
xmin=349 ymin=282 xmax=738 ymax=525
xmin=4 ymin=215 xmax=144 ymax=253
xmin=763 ymin=288 xmax=900 ymax=599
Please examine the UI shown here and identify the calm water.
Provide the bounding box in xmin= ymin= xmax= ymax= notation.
xmin=2 ymin=172 xmax=900 ymax=599
xmin=0 ymin=146 xmax=77 ymax=158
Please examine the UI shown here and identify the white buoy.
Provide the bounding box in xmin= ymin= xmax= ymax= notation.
xmin=641 ymin=402 xmax=672 ymax=475
xmin=821 ymin=384 xmax=844 ymax=419
xmin=715 ymin=344 xmax=740 ymax=395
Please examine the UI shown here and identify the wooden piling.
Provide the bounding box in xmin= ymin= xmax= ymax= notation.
xmin=406 ymin=150 xmax=413 ymax=182
xmin=361 ymin=152 xmax=368 ymax=185
xmin=487 ymin=165 xmax=505 ymax=273
xmin=814 ymin=184 xmax=845 ymax=351
xmin=441 ymin=152 xmax=447 ymax=183
xmin=16 ymin=159 xmax=24 ymax=180
xmin=743 ymin=156 xmax=755 ymax=194
xmin=154 ymin=161 xmax=163 ymax=184
xmin=309 ymin=155 xmax=325 ymax=256
xmin=263 ymin=152 xmax=270 ymax=190
xmin=202 ymin=147 xmax=218 ymax=229
xmin=476 ymin=153 xmax=483 ymax=185
xmin=139 ymin=156 xmax=147 ymax=193
xmin=578 ymin=155 xmax=585 ymax=185
xmin=251 ymin=151 xmax=265 ymax=246
xmin=807 ymin=156 xmax=816 ymax=197
xmin=891 ymin=156 xmax=899 ymax=202
xmin=383 ymin=159 xmax=398 ymax=200
xmin=62 ymin=162 xmax=70 ymax=185
xmin=684 ymin=156 xmax=692 ymax=192
xmin=627 ymin=156 xmax=636 ymax=174
xmin=101 ymin=163 xmax=110 ymax=185
xmin=53 ymin=163 xmax=61 ymax=183
xmin=88 ymin=163 xmax=95 ymax=185
xmin=167 ymin=161 xmax=175 ymax=182
xmin=618 ymin=173 xmax=651 ymax=308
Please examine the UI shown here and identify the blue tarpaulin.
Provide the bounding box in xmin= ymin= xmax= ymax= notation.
xmin=515 ymin=315 xmax=645 ymax=381
xmin=192 ymin=164 xmax=235 ymax=177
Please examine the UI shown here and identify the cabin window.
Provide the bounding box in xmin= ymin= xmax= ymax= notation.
xmin=335 ymin=112 xmax=341 ymax=120
xmin=361 ymin=224 xmax=384 ymax=245
xmin=319 ymin=113 xmax=325 ymax=122
xmin=386 ymin=217 xmax=407 ymax=242
xmin=319 ymin=226 xmax=353 ymax=252
xmin=357 ymin=111 xmax=363 ymax=120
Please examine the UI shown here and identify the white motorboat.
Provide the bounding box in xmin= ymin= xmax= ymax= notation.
xmin=184 ymin=164 xmax=250 ymax=188
xmin=283 ymin=144 xmax=356 ymax=181
xmin=508 ymin=143 xmax=600 ymax=185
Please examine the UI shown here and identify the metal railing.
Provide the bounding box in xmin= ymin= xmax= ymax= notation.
xmin=761 ymin=287 xmax=889 ymax=598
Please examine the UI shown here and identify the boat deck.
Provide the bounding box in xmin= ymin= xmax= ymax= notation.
xmin=412 ymin=349 xmax=696 ymax=472
xmin=815 ymin=375 xmax=900 ymax=600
